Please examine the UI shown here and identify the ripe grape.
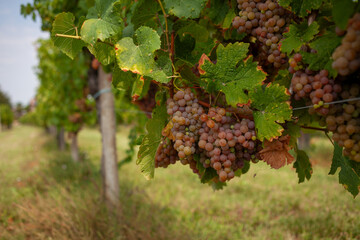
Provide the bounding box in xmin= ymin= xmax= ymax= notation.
xmin=332 ymin=13 xmax=360 ymax=76
xmin=233 ymin=0 xmax=292 ymax=68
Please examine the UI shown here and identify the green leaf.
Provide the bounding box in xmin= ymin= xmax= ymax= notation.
xmin=131 ymin=76 xmax=145 ymax=100
xmin=278 ymin=0 xmax=324 ymax=17
xmin=274 ymin=69 xmax=291 ymax=88
xmin=329 ymin=143 xmax=360 ymax=198
xmin=51 ymin=12 xmax=86 ymax=59
xmin=281 ymin=21 xmax=319 ymax=54
xmin=194 ymin=154 xmax=206 ymax=176
xmin=81 ymin=0 xmax=122 ymax=45
xmin=201 ymin=168 xmax=218 ymax=183
xmin=200 ymin=43 xmax=266 ymax=106
xmin=137 ymin=104 xmax=168 ymax=179
xmin=112 ymin=66 xmax=137 ymax=91
xmin=132 ymin=0 xmax=161 ymax=30
xmin=301 ymin=32 xmax=341 ymax=77
xmin=205 ymin=0 xmax=231 ymax=26
xmin=242 ymin=160 xmax=250 ymax=174
xmin=210 ymin=181 xmax=226 ymax=190
xmin=283 ymin=122 xmax=301 ymax=147
xmin=293 ymin=149 xmax=312 ymax=183
xmin=164 ymin=0 xmax=207 ymax=19
xmin=249 ymin=84 xmax=292 ymax=141
xmin=88 ymin=42 xmax=116 ymax=65
xmin=222 ymin=11 xmax=236 ymax=29
xmin=331 ymin=0 xmax=355 ymax=30
xmin=177 ymin=21 xmax=209 ymax=42
xmin=115 ymin=26 xmax=170 ymax=83
xmin=350 ymin=160 xmax=360 ymax=177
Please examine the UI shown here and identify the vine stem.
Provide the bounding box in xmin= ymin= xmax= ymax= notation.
xmin=300 ymin=125 xmax=328 ymax=132
xmin=54 ymin=33 xmax=114 ymax=47
xmin=157 ymin=0 xmax=170 ymax=53
xmin=325 ymin=131 xmax=335 ymax=146
xmin=55 ymin=33 xmax=81 ymax=39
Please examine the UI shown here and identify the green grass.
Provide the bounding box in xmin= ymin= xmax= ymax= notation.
xmin=0 ymin=125 xmax=359 ymax=240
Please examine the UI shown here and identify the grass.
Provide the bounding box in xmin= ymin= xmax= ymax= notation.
xmin=0 ymin=125 xmax=359 ymax=240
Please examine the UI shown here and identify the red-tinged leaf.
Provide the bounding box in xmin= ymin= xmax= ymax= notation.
xmin=198 ymin=53 xmax=211 ymax=75
xmin=260 ymin=135 xmax=294 ymax=169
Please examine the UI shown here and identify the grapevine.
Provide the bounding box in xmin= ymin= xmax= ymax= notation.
xmin=42 ymin=0 xmax=360 ymax=196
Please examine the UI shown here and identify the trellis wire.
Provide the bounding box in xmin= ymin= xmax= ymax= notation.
xmin=292 ymin=97 xmax=360 ymax=111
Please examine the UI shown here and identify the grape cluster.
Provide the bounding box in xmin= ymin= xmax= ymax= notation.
xmin=325 ymin=84 xmax=360 ymax=162
xmin=198 ymin=108 xmax=262 ymax=182
xmin=165 ymin=89 xmax=205 ymax=173
xmin=155 ymin=89 xmax=263 ymax=182
xmin=232 ymin=0 xmax=291 ymax=68
xmin=155 ymin=138 xmax=179 ymax=168
xmin=332 ymin=13 xmax=360 ymax=76
xmin=291 ymin=68 xmax=342 ymax=116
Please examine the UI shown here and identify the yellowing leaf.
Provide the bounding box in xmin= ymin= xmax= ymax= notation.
xmin=115 ymin=26 xmax=170 ymax=83
xmin=80 ymin=0 xmax=123 ymax=45
xmin=250 ymin=84 xmax=292 ymax=141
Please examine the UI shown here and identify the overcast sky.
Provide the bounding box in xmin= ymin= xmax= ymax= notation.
xmin=0 ymin=0 xmax=48 ymax=105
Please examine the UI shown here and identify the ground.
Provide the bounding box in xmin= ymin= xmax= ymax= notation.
xmin=0 ymin=125 xmax=359 ymax=240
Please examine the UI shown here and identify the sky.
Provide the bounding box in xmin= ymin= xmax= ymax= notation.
xmin=0 ymin=0 xmax=48 ymax=105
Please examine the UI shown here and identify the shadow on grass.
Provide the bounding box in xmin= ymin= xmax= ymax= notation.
xmin=2 ymin=138 xmax=193 ymax=240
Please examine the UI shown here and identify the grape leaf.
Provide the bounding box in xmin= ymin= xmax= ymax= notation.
xmin=329 ymin=143 xmax=360 ymax=198
xmin=132 ymin=0 xmax=161 ymax=30
xmin=177 ymin=21 xmax=209 ymax=42
xmin=137 ymin=104 xmax=168 ymax=179
xmin=331 ymin=0 xmax=355 ymax=30
xmin=293 ymin=149 xmax=312 ymax=183
xmin=242 ymin=161 xmax=250 ymax=174
xmin=260 ymin=135 xmax=294 ymax=169
xmin=112 ymin=66 xmax=137 ymax=91
xmin=204 ymin=0 xmax=231 ymax=26
xmin=199 ymin=43 xmax=266 ymax=106
xmin=115 ymin=26 xmax=170 ymax=83
xmin=281 ymin=21 xmax=319 ymax=54
xmin=131 ymin=76 xmax=146 ymax=101
xmin=88 ymin=42 xmax=116 ymax=65
xmin=350 ymin=160 xmax=360 ymax=177
xmin=80 ymin=0 xmax=122 ymax=45
xmin=51 ymin=12 xmax=86 ymax=59
xmin=164 ymin=0 xmax=207 ymax=19
xmin=211 ymin=181 xmax=226 ymax=190
xmin=277 ymin=0 xmax=324 ymax=17
xmin=274 ymin=69 xmax=291 ymax=88
xmin=249 ymin=84 xmax=292 ymax=141
xmin=283 ymin=122 xmax=301 ymax=147
xmin=301 ymin=32 xmax=341 ymax=77
xmin=223 ymin=11 xmax=236 ymax=29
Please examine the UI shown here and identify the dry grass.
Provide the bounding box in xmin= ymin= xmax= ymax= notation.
xmin=0 ymin=126 xmax=359 ymax=240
